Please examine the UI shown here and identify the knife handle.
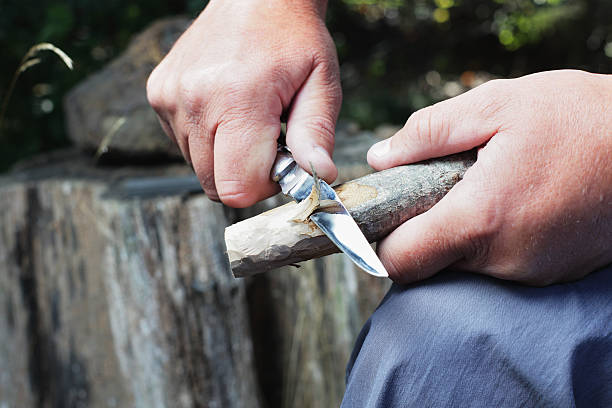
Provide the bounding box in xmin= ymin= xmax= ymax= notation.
xmin=271 ymin=145 xmax=312 ymax=199
xmin=271 ymin=146 xmax=296 ymax=182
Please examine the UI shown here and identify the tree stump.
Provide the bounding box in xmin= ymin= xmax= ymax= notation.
xmin=0 ymin=157 xmax=260 ymax=408
xmin=0 ymin=128 xmax=393 ymax=408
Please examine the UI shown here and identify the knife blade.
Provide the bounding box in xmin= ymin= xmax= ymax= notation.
xmin=271 ymin=146 xmax=388 ymax=278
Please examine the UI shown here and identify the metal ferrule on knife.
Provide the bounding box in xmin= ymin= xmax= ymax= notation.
xmin=271 ymin=147 xmax=314 ymax=200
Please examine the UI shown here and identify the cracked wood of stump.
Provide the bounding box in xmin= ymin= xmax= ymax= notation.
xmin=225 ymin=150 xmax=476 ymax=278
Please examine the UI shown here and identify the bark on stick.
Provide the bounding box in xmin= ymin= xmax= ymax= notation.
xmin=225 ymin=151 xmax=477 ymax=278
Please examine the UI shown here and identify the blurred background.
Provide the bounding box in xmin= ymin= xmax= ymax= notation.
xmin=1 ymin=0 xmax=611 ymax=171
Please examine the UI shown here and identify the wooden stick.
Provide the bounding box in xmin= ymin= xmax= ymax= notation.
xmin=225 ymin=151 xmax=476 ymax=277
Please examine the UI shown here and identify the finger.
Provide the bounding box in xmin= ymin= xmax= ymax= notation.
xmin=368 ymin=81 xmax=505 ymax=171
xmin=156 ymin=116 xmax=178 ymax=145
xmin=148 ymin=68 xmax=194 ymax=165
xmin=188 ymin=122 xmax=219 ymax=201
xmin=377 ymin=187 xmax=472 ymax=284
xmin=158 ymin=114 xmax=194 ymax=167
xmin=213 ymin=113 xmax=281 ymax=208
xmin=285 ymin=62 xmax=342 ymax=183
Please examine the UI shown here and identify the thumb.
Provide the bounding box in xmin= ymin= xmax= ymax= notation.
xmin=368 ymin=81 xmax=503 ymax=170
xmin=285 ymin=62 xmax=342 ymax=183
xmin=377 ymin=187 xmax=475 ymax=284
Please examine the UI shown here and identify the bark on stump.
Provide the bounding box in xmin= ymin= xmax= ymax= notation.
xmin=0 ymin=160 xmax=260 ymax=408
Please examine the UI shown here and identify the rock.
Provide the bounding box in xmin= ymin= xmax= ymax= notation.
xmin=64 ymin=17 xmax=191 ymax=161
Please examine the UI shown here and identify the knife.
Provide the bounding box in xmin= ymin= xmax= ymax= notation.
xmin=271 ymin=145 xmax=388 ymax=278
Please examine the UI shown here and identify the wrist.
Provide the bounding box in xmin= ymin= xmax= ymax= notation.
xmin=207 ymin=0 xmax=328 ymax=19
xmin=284 ymin=0 xmax=328 ymax=18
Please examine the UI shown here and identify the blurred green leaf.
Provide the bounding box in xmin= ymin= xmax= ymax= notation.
xmin=494 ymin=2 xmax=582 ymax=50
xmin=38 ymin=3 xmax=74 ymax=41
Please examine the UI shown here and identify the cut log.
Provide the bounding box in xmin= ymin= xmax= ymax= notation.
xmin=226 ymin=150 xmax=477 ymax=277
xmin=0 ymin=126 xmax=411 ymax=408
xmin=0 ymin=157 xmax=262 ymax=408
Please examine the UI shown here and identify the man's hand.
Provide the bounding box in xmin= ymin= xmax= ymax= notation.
xmin=147 ymin=0 xmax=340 ymax=207
xmin=368 ymin=70 xmax=612 ymax=286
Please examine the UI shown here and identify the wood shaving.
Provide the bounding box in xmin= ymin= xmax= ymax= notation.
xmin=290 ymin=163 xmax=343 ymax=222
xmin=291 ymin=181 xmax=321 ymax=222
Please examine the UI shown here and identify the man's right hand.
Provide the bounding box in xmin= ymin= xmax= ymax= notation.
xmin=147 ymin=0 xmax=341 ymax=207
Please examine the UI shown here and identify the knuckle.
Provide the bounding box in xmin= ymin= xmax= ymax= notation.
xmin=259 ymin=65 xmax=289 ymax=87
xmin=218 ymin=108 xmax=258 ymax=135
xmin=178 ymin=72 xmax=204 ymax=114
xmin=406 ymin=105 xmax=439 ymax=148
xmin=474 ymin=79 xmax=510 ymax=121
xmin=215 ymin=179 xmax=255 ymax=208
xmin=179 ymin=68 xmax=246 ymax=124
xmin=146 ymin=68 xmax=164 ymax=110
xmin=331 ymin=83 xmax=343 ymax=106
xmin=312 ymin=51 xmax=342 ymax=93
xmin=455 ymin=194 xmax=500 ymax=268
xmin=146 ymin=67 xmax=178 ymax=120
xmin=314 ymin=56 xmax=340 ymax=84
xmin=179 ymin=72 xmax=260 ymax=134
xmin=302 ymin=115 xmax=336 ymax=148
xmin=217 ymin=81 xmax=260 ymax=120
xmin=178 ymin=71 xmax=219 ymax=124
xmin=458 ymin=226 xmax=492 ymax=270
xmin=223 ymin=87 xmax=252 ymax=114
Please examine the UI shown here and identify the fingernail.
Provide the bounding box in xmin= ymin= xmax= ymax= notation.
xmin=369 ymin=138 xmax=391 ymax=158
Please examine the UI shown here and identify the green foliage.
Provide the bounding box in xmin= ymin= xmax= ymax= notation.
xmin=1 ymin=0 xmax=610 ymax=170
xmin=0 ymin=0 xmax=205 ymax=171
xmin=330 ymin=0 xmax=612 ymax=128
xmin=491 ymin=1 xmax=583 ymax=50
xmin=39 ymin=4 xmax=75 ymax=41
xmin=337 ymin=0 xmax=591 ymax=49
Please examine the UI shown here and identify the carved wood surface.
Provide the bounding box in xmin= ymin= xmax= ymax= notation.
xmin=226 ymin=151 xmax=477 ymax=277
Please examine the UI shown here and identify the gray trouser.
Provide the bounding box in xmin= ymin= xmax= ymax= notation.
xmin=342 ymin=266 xmax=612 ymax=407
